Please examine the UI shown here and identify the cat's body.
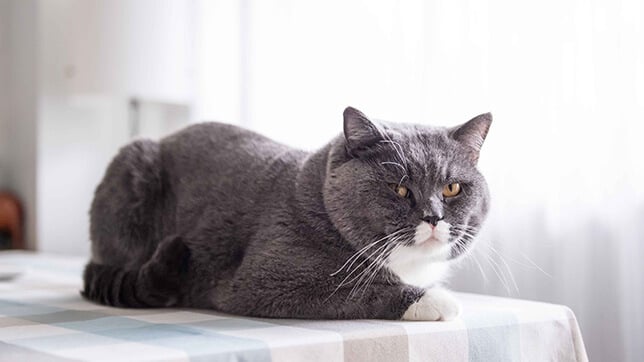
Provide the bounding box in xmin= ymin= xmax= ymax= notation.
xmin=83 ymin=107 xmax=491 ymax=321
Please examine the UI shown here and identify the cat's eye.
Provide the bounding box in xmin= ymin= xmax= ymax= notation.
xmin=442 ymin=183 xmax=461 ymax=198
xmin=389 ymin=184 xmax=409 ymax=198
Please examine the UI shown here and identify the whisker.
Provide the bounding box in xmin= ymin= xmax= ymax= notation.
xmin=330 ymin=228 xmax=409 ymax=276
xmin=337 ymin=241 xmax=392 ymax=289
xmin=344 ymin=228 xmax=413 ymax=275
xmin=380 ymin=161 xmax=406 ymax=173
xmin=354 ymin=237 xmax=406 ymax=298
xmin=481 ymin=251 xmax=512 ymax=294
xmin=349 ymin=247 xmax=389 ymax=299
xmin=469 ymin=248 xmax=489 ymax=284
xmin=517 ymin=250 xmax=553 ymax=278
xmin=378 ymin=138 xmax=408 ymax=167
xmin=477 ymin=240 xmax=552 ymax=279
xmin=451 ymin=224 xmax=480 ymax=234
xmin=452 ymin=225 xmax=548 ymax=292
xmin=454 ymin=233 xmax=516 ymax=294
xmin=397 ymin=174 xmax=408 ymax=187
xmin=348 ymin=233 xmax=407 ymax=295
xmin=328 ymin=228 xmax=414 ymax=303
xmin=485 ymin=244 xmax=520 ymax=294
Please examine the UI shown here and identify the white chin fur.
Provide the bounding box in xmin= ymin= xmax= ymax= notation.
xmin=386 ymin=221 xmax=452 ymax=288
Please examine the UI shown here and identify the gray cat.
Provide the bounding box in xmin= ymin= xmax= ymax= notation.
xmin=82 ymin=107 xmax=491 ymax=321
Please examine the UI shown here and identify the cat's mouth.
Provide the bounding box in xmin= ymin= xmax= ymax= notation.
xmin=412 ymin=221 xmax=451 ymax=248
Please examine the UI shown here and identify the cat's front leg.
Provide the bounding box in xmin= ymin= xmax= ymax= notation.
xmin=401 ymin=287 xmax=461 ymax=321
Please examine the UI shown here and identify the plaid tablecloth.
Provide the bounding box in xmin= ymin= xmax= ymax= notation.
xmin=0 ymin=251 xmax=587 ymax=361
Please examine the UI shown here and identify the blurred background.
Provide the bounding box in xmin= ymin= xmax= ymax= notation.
xmin=0 ymin=0 xmax=642 ymax=360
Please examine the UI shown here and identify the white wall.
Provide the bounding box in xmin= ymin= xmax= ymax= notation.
xmin=35 ymin=0 xmax=196 ymax=254
xmin=0 ymin=0 xmax=9 ymax=187
xmin=0 ymin=0 xmax=39 ymax=249
xmin=38 ymin=0 xmax=195 ymax=104
xmin=1 ymin=0 xmax=196 ymax=254
xmin=193 ymin=0 xmax=243 ymax=124
xmin=37 ymin=97 xmax=129 ymax=255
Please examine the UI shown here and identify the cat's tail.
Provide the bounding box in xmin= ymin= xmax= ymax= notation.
xmin=81 ymin=236 xmax=190 ymax=308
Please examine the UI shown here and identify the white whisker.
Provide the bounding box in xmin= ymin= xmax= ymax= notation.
xmin=324 ymin=228 xmax=415 ymax=303
xmin=380 ymin=161 xmax=407 ymax=173
xmin=379 ymin=138 xmax=408 ymax=167
xmin=470 ymin=250 xmax=489 ymax=284
xmin=480 ymin=248 xmax=513 ymax=295
xmin=517 ymin=250 xmax=553 ymax=278
xmin=397 ymin=174 xmax=408 ymax=187
xmin=338 ymin=241 xmax=392 ymax=288
xmin=485 ymin=244 xmax=520 ymax=294
xmin=477 ymin=240 xmax=552 ymax=279
xmin=330 ymin=228 xmax=409 ymax=276
xmin=353 ymin=237 xmax=404 ymax=298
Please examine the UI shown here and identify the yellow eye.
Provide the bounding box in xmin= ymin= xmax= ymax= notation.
xmin=389 ymin=184 xmax=409 ymax=198
xmin=442 ymin=183 xmax=461 ymax=197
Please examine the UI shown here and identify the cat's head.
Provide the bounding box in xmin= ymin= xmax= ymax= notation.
xmin=324 ymin=107 xmax=491 ymax=277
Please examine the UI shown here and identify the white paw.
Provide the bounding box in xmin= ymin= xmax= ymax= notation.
xmin=402 ymin=288 xmax=461 ymax=321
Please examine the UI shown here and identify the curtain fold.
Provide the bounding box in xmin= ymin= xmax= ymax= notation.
xmin=195 ymin=1 xmax=644 ymax=360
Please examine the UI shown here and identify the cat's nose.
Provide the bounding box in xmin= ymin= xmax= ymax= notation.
xmin=421 ymin=215 xmax=443 ymax=226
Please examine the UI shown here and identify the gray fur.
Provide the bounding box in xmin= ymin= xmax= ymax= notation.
xmin=82 ymin=107 xmax=492 ymax=319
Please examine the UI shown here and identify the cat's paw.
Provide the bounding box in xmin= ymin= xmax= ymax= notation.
xmin=139 ymin=237 xmax=191 ymax=307
xmin=402 ymin=288 xmax=460 ymax=321
xmin=152 ymin=236 xmax=191 ymax=273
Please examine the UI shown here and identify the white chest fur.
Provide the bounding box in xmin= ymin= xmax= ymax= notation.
xmin=387 ymin=248 xmax=450 ymax=288
xmin=386 ymin=221 xmax=452 ymax=288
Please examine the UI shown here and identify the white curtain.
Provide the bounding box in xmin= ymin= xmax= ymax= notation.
xmin=195 ymin=1 xmax=644 ymax=360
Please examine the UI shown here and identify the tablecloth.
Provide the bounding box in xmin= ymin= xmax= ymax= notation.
xmin=0 ymin=251 xmax=587 ymax=361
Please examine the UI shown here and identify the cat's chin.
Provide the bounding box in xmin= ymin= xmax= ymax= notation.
xmin=409 ymin=242 xmax=452 ymax=260
xmin=415 ymin=236 xmax=445 ymax=249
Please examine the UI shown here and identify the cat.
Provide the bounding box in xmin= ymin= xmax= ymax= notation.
xmin=82 ymin=107 xmax=491 ymax=321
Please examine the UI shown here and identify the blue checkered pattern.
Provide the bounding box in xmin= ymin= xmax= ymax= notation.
xmin=0 ymin=252 xmax=587 ymax=361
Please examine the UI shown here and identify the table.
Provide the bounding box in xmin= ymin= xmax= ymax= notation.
xmin=0 ymin=252 xmax=587 ymax=361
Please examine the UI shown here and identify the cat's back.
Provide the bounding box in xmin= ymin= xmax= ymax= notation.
xmin=159 ymin=122 xmax=307 ymax=231
xmin=161 ymin=121 xmax=297 ymax=167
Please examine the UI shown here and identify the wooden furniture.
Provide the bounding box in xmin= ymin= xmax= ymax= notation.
xmin=0 ymin=192 xmax=23 ymax=249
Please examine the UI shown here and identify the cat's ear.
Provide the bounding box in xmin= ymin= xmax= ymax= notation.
xmin=450 ymin=112 xmax=492 ymax=163
xmin=343 ymin=106 xmax=382 ymax=156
